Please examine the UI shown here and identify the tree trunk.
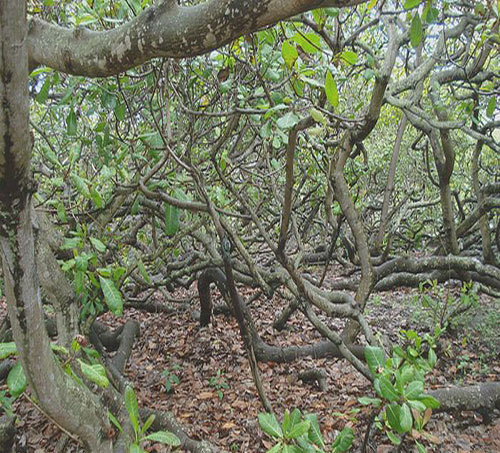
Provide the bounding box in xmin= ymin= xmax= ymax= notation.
xmin=0 ymin=2 xmax=112 ymax=451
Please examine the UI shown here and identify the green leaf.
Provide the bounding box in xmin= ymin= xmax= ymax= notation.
xmin=416 ymin=440 xmax=427 ymax=453
xmin=141 ymin=414 xmax=156 ymax=435
xmin=129 ymin=444 xmax=145 ymax=453
xmin=0 ymin=342 xmax=18 ymax=359
xmin=78 ymin=360 xmax=109 ymax=388
xmin=408 ymin=399 xmax=427 ymax=412
xmin=282 ymin=445 xmax=302 ymax=453
xmin=66 ymin=109 xmax=77 ymax=136
xmin=364 ymin=346 xmax=385 ymax=376
xmin=292 ymin=32 xmax=321 ymax=54
xmin=7 ymin=362 xmax=27 ymax=397
xmin=137 ymin=258 xmax=151 ymax=284
xmin=107 ymin=410 xmax=124 ymax=434
xmin=144 ymin=431 xmax=181 ymax=447
xmin=358 ymin=396 xmax=382 ymax=407
xmin=90 ymin=237 xmax=106 ymax=253
xmin=386 ymin=404 xmax=402 ymax=433
xmin=267 ymin=443 xmax=283 ymax=453
xmin=332 ymin=426 xmax=354 ymax=453
xmin=404 ymin=0 xmax=421 ymax=9
xmin=258 ymin=413 xmax=283 ymax=439
xmin=71 ymin=174 xmax=91 ymax=199
xmin=304 ymin=413 xmax=324 ymax=447
xmin=276 ymin=112 xmax=300 ymax=130
xmin=340 ymin=50 xmax=358 ymax=65
xmin=36 ymin=78 xmax=51 ymax=103
xmin=309 ymin=108 xmax=326 ymax=125
xmin=91 ymin=188 xmax=104 ymax=209
xmin=282 ymin=41 xmax=298 ymax=69
xmin=386 ymin=430 xmax=401 ymax=445
xmin=378 ymin=376 xmax=399 ymax=402
xmin=410 ymin=13 xmax=423 ymax=48
xmin=114 ymin=103 xmax=126 ymax=121
xmin=325 ymin=71 xmax=338 ymax=108
xmin=399 ymin=403 xmax=413 ymax=433
xmin=164 ymin=204 xmax=180 ymax=236
xmin=74 ymin=270 xmax=85 ymax=295
xmin=486 ymin=97 xmax=496 ymax=118
xmin=405 ymin=381 xmax=424 ymax=399
xmin=286 ymin=420 xmax=310 ymax=439
xmin=125 ymin=385 xmax=140 ymax=436
xmin=99 ymin=276 xmax=123 ymax=316
xmin=418 ymin=394 xmax=440 ymax=409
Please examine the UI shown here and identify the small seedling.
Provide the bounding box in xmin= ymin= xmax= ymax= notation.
xmin=209 ymin=369 xmax=229 ymax=400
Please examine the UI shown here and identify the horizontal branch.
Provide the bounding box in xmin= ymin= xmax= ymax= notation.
xmin=28 ymin=0 xmax=367 ymax=77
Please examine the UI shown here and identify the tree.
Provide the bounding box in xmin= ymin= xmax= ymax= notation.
xmin=1 ymin=0 xmax=499 ymax=451
xmin=0 ymin=1 xmax=369 ymax=452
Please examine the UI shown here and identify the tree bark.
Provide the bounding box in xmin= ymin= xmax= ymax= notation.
xmin=0 ymin=2 xmax=112 ymax=451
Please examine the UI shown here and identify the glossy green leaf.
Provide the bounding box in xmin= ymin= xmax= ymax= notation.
xmin=258 ymin=412 xmax=283 ymax=439
xmin=78 ymin=360 xmax=109 ymax=388
xmin=399 ymin=403 xmax=413 ymax=433
xmin=416 ymin=440 xmax=427 ymax=453
xmin=325 ymin=71 xmax=339 ymax=108
xmin=378 ymin=376 xmax=399 ymax=401
xmin=386 ymin=429 xmax=401 ymax=445
xmin=90 ymin=237 xmax=106 ymax=253
xmin=107 ymin=410 xmax=124 ymax=433
xmin=386 ymin=404 xmax=402 ymax=432
xmin=267 ymin=443 xmax=283 ymax=453
xmin=292 ymin=32 xmax=321 ymax=54
xmin=276 ymin=112 xmax=300 ymax=130
xmin=99 ymin=276 xmax=123 ymax=316
xmin=164 ymin=203 xmax=180 ymax=236
xmin=137 ymin=258 xmax=151 ymax=284
xmin=340 ymin=50 xmax=358 ymax=65
xmin=0 ymin=342 xmax=18 ymax=359
xmin=418 ymin=394 xmax=440 ymax=409
xmin=405 ymin=380 xmax=424 ymax=399
xmin=66 ymin=109 xmax=77 ymax=136
xmin=71 ymin=174 xmax=91 ymax=199
xmin=365 ymin=346 xmax=385 ymax=376
xmin=309 ymin=108 xmax=326 ymax=125
xmin=125 ymin=385 xmax=140 ymax=436
xmin=304 ymin=413 xmax=324 ymax=447
xmin=358 ymin=396 xmax=382 ymax=407
xmin=408 ymin=399 xmax=427 ymax=412
xmin=282 ymin=41 xmax=298 ymax=69
xmin=7 ymin=362 xmax=27 ymax=397
xmin=486 ymin=96 xmax=496 ymax=117
xmin=141 ymin=414 xmax=156 ymax=435
xmin=286 ymin=420 xmax=310 ymax=439
xmin=332 ymin=426 xmax=354 ymax=452
xmin=144 ymin=431 xmax=181 ymax=446
xmin=410 ymin=13 xmax=423 ymax=48
xmin=404 ymin=0 xmax=421 ymax=9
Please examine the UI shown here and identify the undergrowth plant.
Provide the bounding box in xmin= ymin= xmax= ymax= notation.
xmin=108 ymin=385 xmax=181 ymax=453
xmin=360 ymin=328 xmax=442 ymax=452
xmin=258 ymin=408 xmax=354 ymax=453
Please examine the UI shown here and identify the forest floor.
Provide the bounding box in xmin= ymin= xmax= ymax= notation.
xmin=2 ymin=271 xmax=500 ymax=452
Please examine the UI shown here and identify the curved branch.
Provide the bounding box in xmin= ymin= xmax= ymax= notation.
xmin=28 ymin=0 xmax=367 ymax=77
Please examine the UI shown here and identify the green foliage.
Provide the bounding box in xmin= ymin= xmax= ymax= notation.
xmin=258 ymin=408 xmax=354 ymax=453
xmin=209 ymin=369 xmax=229 ymax=400
xmin=109 ymin=385 xmax=181 ymax=452
xmin=162 ymin=364 xmax=182 ymax=393
xmin=414 ymin=280 xmax=479 ymax=329
xmin=360 ymin=330 xmax=441 ymax=449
